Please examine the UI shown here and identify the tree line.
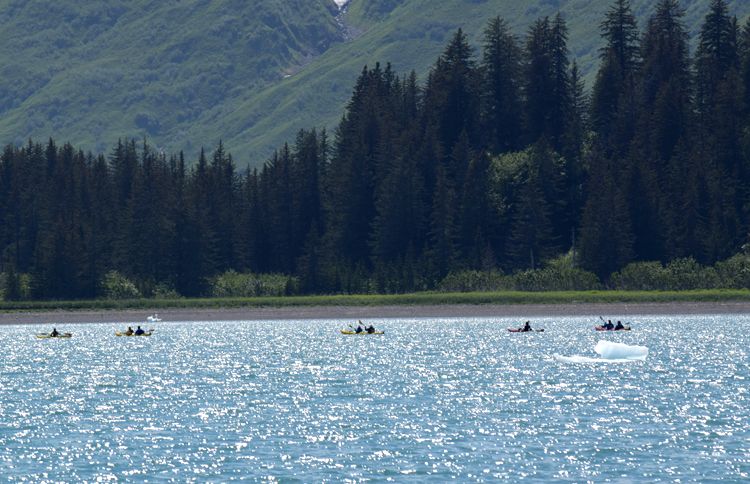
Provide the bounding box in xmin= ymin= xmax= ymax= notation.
xmin=2 ymin=0 xmax=750 ymax=300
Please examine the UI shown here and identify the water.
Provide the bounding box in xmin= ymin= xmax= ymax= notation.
xmin=1 ymin=315 xmax=748 ymax=481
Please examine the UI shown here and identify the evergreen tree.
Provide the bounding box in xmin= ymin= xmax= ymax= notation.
xmin=481 ymin=17 xmax=523 ymax=154
xmin=4 ymin=263 xmax=21 ymax=301
xmin=458 ymin=152 xmax=495 ymax=268
xmin=638 ymin=0 xmax=691 ymax=168
xmin=578 ymin=150 xmax=634 ymax=278
xmin=693 ymin=0 xmax=745 ymax=262
xmin=423 ymin=29 xmax=481 ymax=156
xmin=506 ymin=163 xmax=556 ymax=270
xmin=590 ymin=0 xmax=640 ymax=152
xmin=425 ymin=164 xmax=458 ymax=281
xmin=524 ymin=15 xmax=573 ymax=152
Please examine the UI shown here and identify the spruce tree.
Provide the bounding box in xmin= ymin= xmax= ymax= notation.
xmin=425 ymin=164 xmax=458 ymax=281
xmin=506 ymin=164 xmax=556 ymax=270
xmin=578 ymin=150 xmax=634 ymax=278
xmin=422 ymin=29 xmax=481 ymax=157
xmin=590 ymin=0 xmax=639 ymax=152
xmin=481 ymin=17 xmax=523 ymax=154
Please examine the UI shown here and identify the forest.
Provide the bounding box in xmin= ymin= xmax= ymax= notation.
xmin=3 ymin=0 xmax=750 ymax=300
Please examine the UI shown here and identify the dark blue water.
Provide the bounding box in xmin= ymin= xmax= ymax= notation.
xmin=0 ymin=316 xmax=748 ymax=481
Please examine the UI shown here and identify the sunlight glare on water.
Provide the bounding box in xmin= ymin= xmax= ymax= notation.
xmin=0 ymin=316 xmax=748 ymax=481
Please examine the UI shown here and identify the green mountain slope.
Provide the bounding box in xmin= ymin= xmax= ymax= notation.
xmin=1 ymin=0 xmax=748 ymax=164
xmin=222 ymin=0 xmax=750 ymax=163
xmin=0 ymin=0 xmax=342 ymax=153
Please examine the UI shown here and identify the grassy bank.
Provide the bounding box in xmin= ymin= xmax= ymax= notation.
xmin=2 ymin=289 xmax=750 ymax=313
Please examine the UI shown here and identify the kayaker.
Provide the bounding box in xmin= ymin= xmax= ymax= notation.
xmin=125 ymin=326 xmax=134 ymax=336
xmin=614 ymin=321 xmax=625 ymax=330
xmin=135 ymin=325 xmax=145 ymax=335
xmin=605 ymin=320 xmax=615 ymax=330
xmin=50 ymin=328 xmax=59 ymax=337
xmin=366 ymin=325 xmax=376 ymax=334
xmin=521 ymin=321 xmax=532 ymax=332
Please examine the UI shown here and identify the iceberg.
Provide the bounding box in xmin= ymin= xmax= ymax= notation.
xmin=554 ymin=340 xmax=648 ymax=364
xmin=594 ymin=340 xmax=648 ymax=360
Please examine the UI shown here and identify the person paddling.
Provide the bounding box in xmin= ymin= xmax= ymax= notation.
xmin=355 ymin=321 xmax=364 ymax=334
xmin=124 ymin=326 xmax=134 ymax=336
xmin=521 ymin=321 xmax=532 ymax=332
xmin=134 ymin=325 xmax=145 ymax=335
xmin=50 ymin=328 xmax=59 ymax=337
xmin=605 ymin=320 xmax=615 ymax=330
xmin=614 ymin=321 xmax=625 ymax=331
xmin=366 ymin=325 xmax=376 ymax=334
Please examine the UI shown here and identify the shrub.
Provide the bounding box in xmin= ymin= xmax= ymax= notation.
xmin=610 ymin=261 xmax=668 ymax=290
xmin=151 ymin=282 xmax=181 ymax=299
xmin=438 ymin=270 xmax=511 ymax=292
xmin=611 ymin=258 xmax=719 ymax=290
xmin=664 ymin=257 xmax=718 ymax=290
xmin=511 ymin=253 xmax=601 ymax=291
xmin=2 ymin=270 xmax=18 ymax=301
xmin=438 ymin=254 xmax=601 ymax=292
xmin=512 ymin=266 xmax=601 ymax=291
xmin=715 ymin=253 xmax=750 ymax=288
xmin=210 ymin=271 xmax=297 ymax=297
xmin=102 ymin=271 xmax=142 ymax=299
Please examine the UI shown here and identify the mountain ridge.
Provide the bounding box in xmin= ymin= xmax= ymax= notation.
xmin=1 ymin=0 xmax=748 ymax=164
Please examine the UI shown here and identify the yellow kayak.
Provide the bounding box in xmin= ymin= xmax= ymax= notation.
xmin=340 ymin=330 xmax=384 ymax=335
xmin=36 ymin=333 xmax=72 ymax=339
xmin=115 ymin=331 xmax=153 ymax=337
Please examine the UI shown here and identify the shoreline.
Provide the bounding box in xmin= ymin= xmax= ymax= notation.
xmin=1 ymin=301 xmax=750 ymax=325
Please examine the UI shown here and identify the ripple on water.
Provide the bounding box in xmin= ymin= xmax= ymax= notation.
xmin=0 ymin=316 xmax=748 ymax=481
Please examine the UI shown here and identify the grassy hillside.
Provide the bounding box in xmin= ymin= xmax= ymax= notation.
xmin=0 ymin=0 xmax=342 ymax=154
xmin=216 ymin=0 xmax=750 ymax=163
xmin=1 ymin=0 xmax=748 ymax=165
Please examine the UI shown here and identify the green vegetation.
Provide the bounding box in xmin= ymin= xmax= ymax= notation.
xmin=210 ymin=271 xmax=297 ymax=298
xmin=1 ymin=1 xmax=748 ymax=163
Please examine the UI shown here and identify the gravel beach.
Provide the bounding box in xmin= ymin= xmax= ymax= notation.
xmin=2 ymin=301 xmax=750 ymax=325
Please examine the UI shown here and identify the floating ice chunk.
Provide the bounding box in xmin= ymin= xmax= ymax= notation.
xmin=594 ymin=340 xmax=648 ymax=360
xmin=553 ymin=340 xmax=648 ymax=364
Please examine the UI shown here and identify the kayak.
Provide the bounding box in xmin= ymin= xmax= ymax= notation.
xmin=115 ymin=331 xmax=153 ymax=337
xmin=340 ymin=330 xmax=384 ymax=335
xmin=36 ymin=333 xmax=72 ymax=339
xmin=508 ymin=328 xmax=545 ymax=333
xmin=594 ymin=326 xmax=631 ymax=331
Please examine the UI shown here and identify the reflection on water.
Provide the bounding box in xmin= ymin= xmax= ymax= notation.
xmin=0 ymin=316 xmax=748 ymax=481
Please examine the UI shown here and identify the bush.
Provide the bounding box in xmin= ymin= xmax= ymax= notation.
xmin=610 ymin=261 xmax=669 ymax=290
xmin=511 ymin=252 xmax=601 ymax=291
xmin=512 ymin=267 xmax=601 ymax=291
xmin=664 ymin=257 xmax=718 ymax=290
xmin=438 ymin=254 xmax=601 ymax=292
xmin=102 ymin=271 xmax=142 ymax=300
xmin=438 ymin=270 xmax=511 ymax=292
xmin=151 ymin=282 xmax=181 ymax=299
xmin=611 ymin=258 xmax=719 ymax=290
xmin=715 ymin=253 xmax=750 ymax=288
xmin=210 ymin=271 xmax=297 ymax=297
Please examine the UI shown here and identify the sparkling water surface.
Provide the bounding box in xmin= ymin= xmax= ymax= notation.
xmin=1 ymin=316 xmax=748 ymax=481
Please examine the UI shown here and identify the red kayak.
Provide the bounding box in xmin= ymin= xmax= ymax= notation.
xmin=594 ymin=325 xmax=631 ymax=331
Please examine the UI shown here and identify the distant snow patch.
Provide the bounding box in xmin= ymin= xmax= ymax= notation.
xmin=333 ymin=0 xmax=349 ymax=8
